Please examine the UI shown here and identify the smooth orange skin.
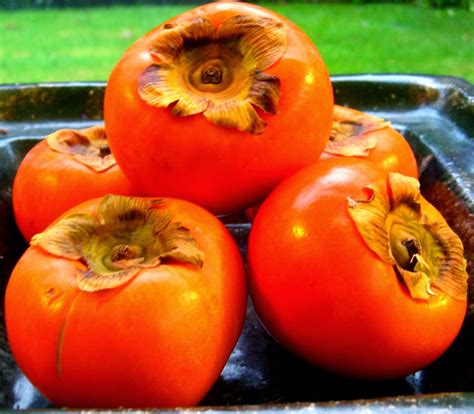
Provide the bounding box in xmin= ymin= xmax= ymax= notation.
xmin=5 ymin=197 xmax=247 ymax=408
xmin=104 ymin=2 xmax=333 ymax=215
xmin=247 ymin=158 xmax=466 ymax=379
xmin=13 ymin=140 xmax=135 ymax=241
xmin=320 ymin=105 xmax=419 ymax=178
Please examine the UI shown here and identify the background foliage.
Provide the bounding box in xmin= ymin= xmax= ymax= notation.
xmin=0 ymin=0 xmax=472 ymax=8
xmin=0 ymin=2 xmax=473 ymax=83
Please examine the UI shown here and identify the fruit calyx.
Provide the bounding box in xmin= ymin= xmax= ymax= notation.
xmin=348 ymin=173 xmax=467 ymax=300
xmin=46 ymin=125 xmax=116 ymax=172
xmin=138 ymin=15 xmax=287 ymax=134
xmin=325 ymin=106 xmax=391 ymax=156
xmin=31 ymin=196 xmax=204 ymax=292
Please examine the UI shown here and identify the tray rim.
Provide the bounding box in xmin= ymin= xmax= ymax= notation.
xmin=0 ymin=72 xmax=472 ymax=88
xmin=0 ymin=73 xmax=473 ymax=412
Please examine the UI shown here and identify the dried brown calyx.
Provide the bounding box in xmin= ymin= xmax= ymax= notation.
xmin=46 ymin=125 xmax=116 ymax=172
xmin=138 ymin=15 xmax=287 ymax=134
xmin=347 ymin=173 xmax=467 ymax=300
xmin=325 ymin=106 xmax=391 ymax=156
xmin=31 ymin=196 xmax=204 ymax=292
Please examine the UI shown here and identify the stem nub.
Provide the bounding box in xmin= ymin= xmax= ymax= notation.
xmin=202 ymin=66 xmax=223 ymax=85
xmin=110 ymin=244 xmax=143 ymax=262
xmin=401 ymin=239 xmax=420 ymax=271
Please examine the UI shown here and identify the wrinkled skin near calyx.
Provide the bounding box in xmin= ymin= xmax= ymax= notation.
xmin=104 ymin=2 xmax=334 ymax=214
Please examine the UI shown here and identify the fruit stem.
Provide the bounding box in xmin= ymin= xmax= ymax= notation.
xmin=202 ymin=66 xmax=223 ymax=84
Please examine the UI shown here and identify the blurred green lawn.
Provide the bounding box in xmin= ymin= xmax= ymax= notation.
xmin=0 ymin=3 xmax=473 ymax=84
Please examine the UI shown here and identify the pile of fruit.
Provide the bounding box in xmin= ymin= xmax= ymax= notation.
xmin=5 ymin=2 xmax=468 ymax=409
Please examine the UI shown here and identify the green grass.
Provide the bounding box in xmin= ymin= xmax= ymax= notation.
xmin=0 ymin=3 xmax=473 ymax=84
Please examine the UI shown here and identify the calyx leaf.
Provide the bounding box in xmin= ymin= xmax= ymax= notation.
xmin=31 ymin=195 xmax=204 ymax=292
xmin=347 ymin=172 xmax=467 ymax=300
xmin=325 ymin=106 xmax=391 ymax=156
xmin=138 ymin=14 xmax=287 ymax=134
xmin=46 ymin=125 xmax=116 ymax=172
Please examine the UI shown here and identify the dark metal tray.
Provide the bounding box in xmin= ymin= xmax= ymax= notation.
xmin=0 ymin=75 xmax=473 ymax=412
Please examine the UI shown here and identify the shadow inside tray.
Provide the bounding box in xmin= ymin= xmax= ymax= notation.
xmin=202 ymin=300 xmax=421 ymax=407
xmin=203 ymin=303 xmax=474 ymax=407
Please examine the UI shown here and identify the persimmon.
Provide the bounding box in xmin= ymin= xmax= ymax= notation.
xmin=247 ymin=158 xmax=467 ymax=379
xmin=104 ymin=2 xmax=333 ymax=214
xmin=245 ymin=105 xmax=419 ymax=222
xmin=321 ymin=105 xmax=418 ymax=178
xmin=13 ymin=125 xmax=134 ymax=241
xmin=6 ymin=195 xmax=246 ymax=408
